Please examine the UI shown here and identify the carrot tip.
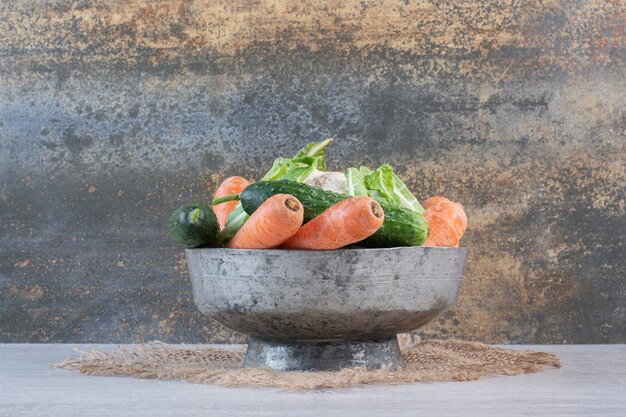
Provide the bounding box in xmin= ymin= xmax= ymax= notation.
xmin=371 ymin=201 xmax=383 ymax=218
xmin=284 ymin=197 xmax=300 ymax=212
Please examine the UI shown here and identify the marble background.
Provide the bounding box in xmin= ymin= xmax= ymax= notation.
xmin=1 ymin=0 xmax=624 ymax=343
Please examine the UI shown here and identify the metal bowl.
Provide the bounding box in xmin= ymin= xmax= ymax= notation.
xmin=186 ymin=247 xmax=468 ymax=371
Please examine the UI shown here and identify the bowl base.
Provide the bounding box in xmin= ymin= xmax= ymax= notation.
xmin=244 ymin=336 xmax=404 ymax=371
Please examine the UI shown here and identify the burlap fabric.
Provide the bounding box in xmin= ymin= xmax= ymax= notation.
xmin=54 ymin=336 xmax=561 ymax=389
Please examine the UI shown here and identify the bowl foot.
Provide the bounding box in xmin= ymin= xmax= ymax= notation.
xmin=244 ymin=336 xmax=404 ymax=371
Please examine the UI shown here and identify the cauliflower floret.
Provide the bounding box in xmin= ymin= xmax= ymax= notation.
xmin=304 ymin=169 xmax=347 ymax=194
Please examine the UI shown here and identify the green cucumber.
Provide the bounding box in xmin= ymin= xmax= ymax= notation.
xmin=169 ymin=202 xmax=220 ymax=248
xmin=240 ymin=180 xmax=428 ymax=247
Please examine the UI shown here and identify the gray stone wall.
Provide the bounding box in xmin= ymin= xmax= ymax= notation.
xmin=0 ymin=0 xmax=624 ymax=343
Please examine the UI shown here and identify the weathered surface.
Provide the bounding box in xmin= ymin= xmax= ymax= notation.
xmin=186 ymin=247 xmax=466 ymax=340
xmin=0 ymin=0 xmax=624 ymax=343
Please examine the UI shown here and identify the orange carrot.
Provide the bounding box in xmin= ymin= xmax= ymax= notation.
xmin=281 ymin=196 xmax=384 ymax=250
xmin=422 ymin=196 xmax=467 ymax=247
xmin=213 ymin=176 xmax=250 ymax=229
xmin=225 ymin=194 xmax=303 ymax=249
xmin=423 ymin=196 xmax=449 ymax=210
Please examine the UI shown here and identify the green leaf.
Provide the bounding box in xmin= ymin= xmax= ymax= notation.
xmin=364 ymin=164 xmax=396 ymax=203
xmin=359 ymin=166 xmax=373 ymax=177
xmin=282 ymin=156 xmax=319 ymax=182
xmin=344 ymin=167 xmax=368 ymax=196
xmin=294 ymin=138 xmax=333 ymax=171
xmin=261 ymin=157 xmax=291 ymax=181
xmin=361 ymin=164 xmax=424 ymax=213
xmin=262 ymin=138 xmax=332 ymax=182
xmin=389 ymin=168 xmax=424 ymax=213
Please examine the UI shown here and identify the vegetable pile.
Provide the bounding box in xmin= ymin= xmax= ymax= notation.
xmin=169 ymin=139 xmax=467 ymax=250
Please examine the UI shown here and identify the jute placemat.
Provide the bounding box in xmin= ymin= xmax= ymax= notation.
xmin=53 ymin=336 xmax=561 ymax=389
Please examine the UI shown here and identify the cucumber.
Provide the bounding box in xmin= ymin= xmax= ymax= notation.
xmin=240 ymin=180 xmax=428 ymax=247
xmin=169 ymin=202 xmax=220 ymax=248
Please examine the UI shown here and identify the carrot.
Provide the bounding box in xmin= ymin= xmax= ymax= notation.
xmin=423 ymin=196 xmax=449 ymax=210
xmin=422 ymin=196 xmax=467 ymax=247
xmin=213 ymin=176 xmax=250 ymax=229
xmin=225 ymin=194 xmax=303 ymax=249
xmin=281 ymin=196 xmax=384 ymax=250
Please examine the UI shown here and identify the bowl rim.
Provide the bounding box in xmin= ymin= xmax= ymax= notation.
xmin=186 ymin=246 xmax=468 ymax=255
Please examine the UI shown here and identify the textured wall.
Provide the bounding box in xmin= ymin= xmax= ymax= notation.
xmin=0 ymin=0 xmax=624 ymax=343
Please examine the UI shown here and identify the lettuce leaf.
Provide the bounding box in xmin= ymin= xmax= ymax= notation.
xmin=262 ymin=157 xmax=291 ymax=181
xmin=345 ymin=164 xmax=424 ymax=214
xmin=262 ymin=138 xmax=333 ymax=182
xmin=293 ymin=139 xmax=332 ymax=171
xmin=345 ymin=167 xmax=368 ymax=196
xmin=281 ymin=156 xmax=320 ymax=182
xmin=218 ymin=138 xmax=333 ymax=243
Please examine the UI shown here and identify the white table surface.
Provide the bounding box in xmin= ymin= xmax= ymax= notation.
xmin=1 ymin=344 xmax=624 ymax=417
